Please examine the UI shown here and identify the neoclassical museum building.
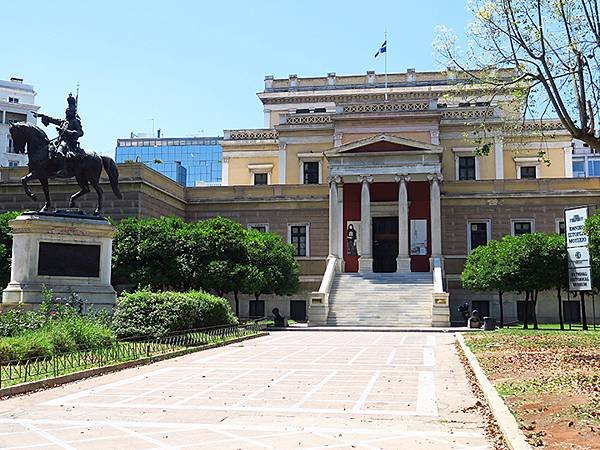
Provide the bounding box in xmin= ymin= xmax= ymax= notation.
xmin=1 ymin=69 xmax=598 ymax=326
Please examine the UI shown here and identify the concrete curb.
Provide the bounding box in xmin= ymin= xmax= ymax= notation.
xmin=269 ymin=326 xmax=483 ymax=333
xmin=456 ymin=333 xmax=531 ymax=450
xmin=0 ymin=331 xmax=269 ymax=399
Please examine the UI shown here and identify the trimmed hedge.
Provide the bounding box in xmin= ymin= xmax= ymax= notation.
xmin=112 ymin=289 xmax=237 ymax=338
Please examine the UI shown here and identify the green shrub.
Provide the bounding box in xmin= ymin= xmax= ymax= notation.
xmin=0 ymin=305 xmax=116 ymax=362
xmin=0 ymin=307 xmax=48 ymax=337
xmin=187 ymin=291 xmax=237 ymax=327
xmin=112 ymin=289 xmax=237 ymax=338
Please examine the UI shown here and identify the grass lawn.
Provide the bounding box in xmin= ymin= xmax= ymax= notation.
xmin=464 ymin=328 xmax=600 ymax=449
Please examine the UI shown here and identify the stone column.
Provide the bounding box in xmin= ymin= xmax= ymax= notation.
xmin=328 ymin=176 xmax=340 ymax=259
xmin=428 ymin=174 xmax=443 ymax=258
xmin=359 ymin=175 xmax=373 ymax=272
xmin=221 ymin=157 xmax=229 ymax=186
xmin=395 ymin=174 xmax=411 ymax=272
xmin=494 ymin=135 xmax=504 ymax=179
xmin=278 ymin=142 xmax=287 ymax=184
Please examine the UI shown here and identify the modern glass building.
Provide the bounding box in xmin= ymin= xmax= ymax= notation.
xmin=115 ymin=137 xmax=222 ymax=186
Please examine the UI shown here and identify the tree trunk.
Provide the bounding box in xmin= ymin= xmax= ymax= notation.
xmin=498 ymin=290 xmax=504 ymax=328
xmin=233 ymin=291 xmax=239 ymax=317
xmin=532 ymin=290 xmax=539 ymax=330
xmin=557 ymin=288 xmax=564 ymax=331
xmin=580 ymin=291 xmax=589 ymax=331
xmin=523 ymin=291 xmax=529 ymax=329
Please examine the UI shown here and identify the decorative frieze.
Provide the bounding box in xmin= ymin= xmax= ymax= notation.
xmin=520 ymin=120 xmax=565 ymax=131
xmin=343 ymin=102 xmax=430 ymax=114
xmin=226 ymin=129 xmax=279 ymax=140
xmin=441 ymin=108 xmax=495 ymax=120
xmin=285 ymin=114 xmax=333 ymax=125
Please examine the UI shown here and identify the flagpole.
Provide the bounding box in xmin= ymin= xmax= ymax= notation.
xmin=384 ymin=31 xmax=388 ymax=101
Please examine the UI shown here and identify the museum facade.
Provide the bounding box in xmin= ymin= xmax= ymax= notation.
xmin=1 ymin=69 xmax=598 ymax=325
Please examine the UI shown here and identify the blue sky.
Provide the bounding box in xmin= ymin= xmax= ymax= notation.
xmin=3 ymin=0 xmax=471 ymax=156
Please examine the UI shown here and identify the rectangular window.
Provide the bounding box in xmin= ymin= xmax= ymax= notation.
xmin=313 ymin=107 xmax=326 ymax=113
xmin=290 ymin=225 xmax=307 ymax=257
xmin=556 ymin=220 xmax=566 ymax=235
xmin=520 ymin=166 xmax=537 ymax=179
xmin=573 ymin=160 xmax=586 ymax=177
xmin=253 ymin=173 xmax=268 ymax=185
xmin=249 ymin=224 xmax=268 ymax=232
xmin=513 ymin=221 xmax=533 ymax=236
xmin=8 ymin=161 xmax=18 ymax=167
xmin=468 ymin=222 xmax=489 ymax=252
xmin=249 ymin=300 xmax=265 ymax=318
xmin=563 ymin=301 xmax=581 ymax=323
xmin=295 ymin=108 xmax=310 ymax=114
xmin=303 ymin=161 xmax=319 ymax=184
xmin=8 ymin=97 xmax=18 ymax=103
xmin=517 ymin=301 xmax=535 ymax=323
xmin=471 ymin=300 xmax=490 ymax=318
xmin=458 ymin=156 xmax=476 ymax=180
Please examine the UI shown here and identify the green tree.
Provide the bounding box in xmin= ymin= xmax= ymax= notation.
xmin=182 ymin=217 xmax=249 ymax=316
xmin=243 ymin=230 xmax=299 ymax=305
xmin=545 ymin=234 xmax=569 ymax=330
xmin=112 ymin=217 xmax=188 ymax=289
xmin=461 ymin=239 xmax=508 ymax=327
xmin=0 ymin=211 xmax=20 ymax=288
xmin=437 ymin=0 xmax=600 ymax=151
xmin=499 ymin=233 xmax=556 ymax=329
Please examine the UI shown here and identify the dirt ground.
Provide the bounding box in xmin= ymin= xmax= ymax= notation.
xmin=464 ymin=329 xmax=600 ymax=449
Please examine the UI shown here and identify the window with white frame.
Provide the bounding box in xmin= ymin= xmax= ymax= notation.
xmin=452 ymin=148 xmax=480 ymax=180
xmin=8 ymin=97 xmax=18 ymax=104
xmin=467 ymin=221 xmax=491 ymax=252
xmin=515 ymin=157 xmax=540 ymax=179
xmin=512 ymin=219 xmax=534 ymax=236
xmin=298 ymin=154 xmax=322 ymax=185
xmin=248 ymin=223 xmax=269 ymax=233
xmin=288 ymin=224 xmax=309 ymax=257
xmin=253 ymin=173 xmax=268 ymax=185
xmin=248 ymin=164 xmax=273 ymax=185
xmin=555 ymin=218 xmax=566 ymax=235
xmin=303 ymin=161 xmax=320 ymax=184
xmin=520 ymin=166 xmax=537 ymax=179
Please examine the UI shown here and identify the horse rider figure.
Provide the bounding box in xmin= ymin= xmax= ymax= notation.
xmin=33 ymin=93 xmax=84 ymax=177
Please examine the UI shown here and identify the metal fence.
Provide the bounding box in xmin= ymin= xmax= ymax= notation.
xmin=0 ymin=322 xmax=266 ymax=389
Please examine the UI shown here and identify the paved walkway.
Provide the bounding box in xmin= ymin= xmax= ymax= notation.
xmin=0 ymin=331 xmax=491 ymax=449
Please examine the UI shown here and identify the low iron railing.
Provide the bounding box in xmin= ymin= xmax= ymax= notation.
xmin=0 ymin=322 xmax=266 ymax=388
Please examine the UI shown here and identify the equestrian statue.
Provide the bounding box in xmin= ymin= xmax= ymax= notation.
xmin=9 ymin=94 xmax=122 ymax=215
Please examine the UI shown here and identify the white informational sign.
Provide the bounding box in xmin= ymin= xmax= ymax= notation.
xmin=565 ymin=207 xmax=589 ymax=248
xmin=410 ymin=219 xmax=428 ymax=256
xmin=569 ymin=267 xmax=592 ymax=291
xmin=567 ymin=247 xmax=590 ymax=269
xmin=565 ymin=206 xmax=592 ymax=291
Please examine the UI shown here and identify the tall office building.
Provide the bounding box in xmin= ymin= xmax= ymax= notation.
xmin=0 ymin=77 xmax=38 ymax=167
xmin=115 ymin=136 xmax=222 ymax=187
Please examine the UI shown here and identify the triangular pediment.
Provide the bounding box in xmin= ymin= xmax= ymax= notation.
xmin=325 ymin=134 xmax=443 ymax=156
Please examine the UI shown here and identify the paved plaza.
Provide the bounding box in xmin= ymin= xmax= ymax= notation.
xmin=0 ymin=331 xmax=491 ymax=449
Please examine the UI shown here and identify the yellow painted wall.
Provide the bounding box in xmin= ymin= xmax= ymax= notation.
xmin=285 ymin=142 xmax=331 ymax=184
xmin=502 ymin=146 xmax=566 ymax=179
xmin=228 ymin=156 xmax=279 ymax=185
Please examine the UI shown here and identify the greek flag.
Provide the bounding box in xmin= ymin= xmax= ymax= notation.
xmin=374 ymin=40 xmax=387 ymax=58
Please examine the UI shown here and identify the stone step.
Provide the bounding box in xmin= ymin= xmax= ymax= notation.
xmin=326 ymin=271 xmax=436 ymax=328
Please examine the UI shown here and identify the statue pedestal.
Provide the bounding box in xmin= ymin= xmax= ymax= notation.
xmin=2 ymin=212 xmax=116 ymax=311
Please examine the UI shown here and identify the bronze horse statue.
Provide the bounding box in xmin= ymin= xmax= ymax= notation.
xmin=9 ymin=122 xmax=122 ymax=215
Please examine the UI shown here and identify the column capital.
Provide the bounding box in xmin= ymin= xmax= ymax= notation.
xmin=394 ymin=174 xmax=411 ymax=183
xmin=327 ymin=175 xmax=342 ymax=185
xmin=427 ymin=173 xmax=443 ymax=183
xmin=358 ymin=175 xmax=374 ymax=184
